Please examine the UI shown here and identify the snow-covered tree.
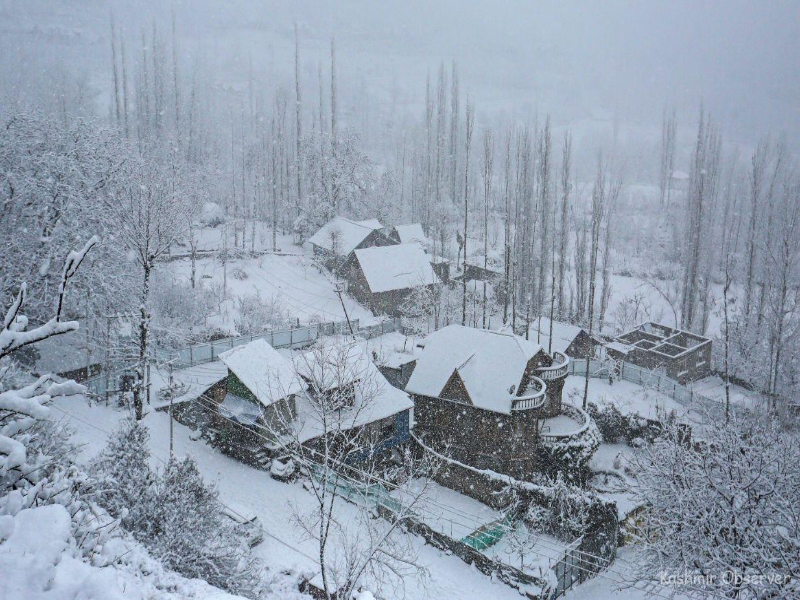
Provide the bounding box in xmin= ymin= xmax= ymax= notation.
xmin=627 ymin=412 xmax=800 ymax=598
xmin=101 ymin=145 xmax=199 ymax=419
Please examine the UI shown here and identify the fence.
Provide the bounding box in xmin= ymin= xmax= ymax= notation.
xmin=568 ymin=357 xmax=722 ymax=415
xmin=83 ymin=317 xmax=405 ymax=399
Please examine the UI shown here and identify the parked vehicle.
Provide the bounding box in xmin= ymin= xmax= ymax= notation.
xmin=221 ymin=504 xmax=264 ymax=548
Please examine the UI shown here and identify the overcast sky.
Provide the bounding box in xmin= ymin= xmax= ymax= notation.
xmin=3 ymin=0 xmax=798 ymax=148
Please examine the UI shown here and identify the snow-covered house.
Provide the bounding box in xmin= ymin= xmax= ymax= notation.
xmin=206 ymin=338 xmax=413 ymax=467
xmin=339 ymin=243 xmax=442 ymax=317
xmin=291 ymin=340 xmax=415 ymax=457
xmin=211 ymin=339 xmax=305 ymax=464
xmin=306 ymin=216 xmax=394 ymax=268
xmin=606 ymin=322 xmax=712 ymax=384
xmin=405 ymin=325 xmax=570 ymax=481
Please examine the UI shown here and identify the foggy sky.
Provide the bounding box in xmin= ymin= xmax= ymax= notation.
xmin=2 ymin=0 xmax=798 ymax=148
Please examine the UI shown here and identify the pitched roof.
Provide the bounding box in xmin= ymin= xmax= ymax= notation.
xmin=354 ymin=243 xmax=441 ymax=293
xmin=393 ymin=223 xmax=430 ymax=246
xmin=307 ymin=216 xmax=384 ymax=255
xmin=293 ymin=340 xmax=373 ymax=392
xmin=405 ymin=325 xmax=544 ymax=414
xmin=290 ymin=340 xmax=414 ymax=443
xmin=219 ymin=339 xmax=304 ymax=407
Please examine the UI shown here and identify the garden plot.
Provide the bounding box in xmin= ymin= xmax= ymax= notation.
xmin=389 ymin=479 xmax=503 ymax=540
xmin=482 ymin=523 xmax=568 ymax=576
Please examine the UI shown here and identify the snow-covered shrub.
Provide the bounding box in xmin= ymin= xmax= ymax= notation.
xmin=199 ymin=201 xmax=226 ymax=227
xmin=92 ymin=420 xmax=262 ymax=597
xmin=231 ymin=266 xmax=249 ymax=280
xmin=147 ymin=456 xmax=262 ymax=596
xmin=151 ymin=275 xmax=218 ymax=349
xmin=586 ymin=401 xmax=625 ymax=443
xmin=90 ymin=418 xmax=155 ymax=533
xmin=235 ymin=291 xmax=290 ymax=336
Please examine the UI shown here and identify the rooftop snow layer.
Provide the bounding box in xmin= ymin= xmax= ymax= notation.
xmin=219 ymin=339 xmax=304 ymax=407
xmin=307 ymin=216 xmax=384 ymax=255
xmin=354 ymin=243 xmax=441 ymax=293
xmin=393 ymin=223 xmax=430 ymax=246
xmin=405 ymin=324 xmax=543 ymax=414
xmin=291 ymin=351 xmax=414 ymax=444
xmin=293 ymin=340 xmax=374 ymax=391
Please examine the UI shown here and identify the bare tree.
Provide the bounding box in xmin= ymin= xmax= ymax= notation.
xmin=261 ymin=342 xmax=438 ymax=598
xmin=481 ymin=129 xmax=494 ymax=328
xmin=582 ymin=158 xmax=608 ymax=410
xmin=102 ymin=149 xmax=197 ymax=419
xmin=658 ymin=106 xmax=676 ymax=207
xmin=557 ymin=131 xmax=572 ymax=319
xmin=461 ymin=101 xmax=474 ymax=326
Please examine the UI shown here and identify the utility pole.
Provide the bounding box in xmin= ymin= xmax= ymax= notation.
xmin=334 ymin=282 xmax=355 ymax=339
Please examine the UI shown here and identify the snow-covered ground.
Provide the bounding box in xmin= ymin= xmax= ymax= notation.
xmin=390 ymin=479 xmax=502 ymax=540
xmin=563 ymin=376 xmax=690 ymax=423
xmin=48 ymin=395 xmax=539 ymax=600
xmin=167 ymin=225 xmax=378 ymax=333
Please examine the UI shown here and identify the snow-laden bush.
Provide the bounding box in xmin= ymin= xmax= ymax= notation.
xmin=235 ymin=291 xmax=290 ymax=336
xmin=150 ymin=274 xmax=218 ymax=349
xmin=92 ymin=419 xmax=262 ymax=597
xmin=199 ymin=202 xmax=226 ymax=227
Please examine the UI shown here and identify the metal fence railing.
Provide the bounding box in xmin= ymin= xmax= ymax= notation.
xmin=81 ymin=318 xmax=405 ymax=399
xmin=568 ymin=358 xmax=722 ymax=415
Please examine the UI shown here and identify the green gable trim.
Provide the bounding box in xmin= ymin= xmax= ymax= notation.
xmin=226 ymin=371 xmax=258 ymax=403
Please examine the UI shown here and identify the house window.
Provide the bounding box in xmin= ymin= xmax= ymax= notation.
xmin=381 ymin=419 xmax=396 ymax=440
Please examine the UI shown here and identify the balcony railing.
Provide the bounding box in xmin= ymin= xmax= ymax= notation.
xmin=510 ymin=376 xmax=547 ymax=412
xmin=535 ymin=351 xmax=569 ymax=381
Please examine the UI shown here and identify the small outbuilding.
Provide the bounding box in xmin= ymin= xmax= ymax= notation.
xmin=606 ymin=322 xmax=712 ymax=384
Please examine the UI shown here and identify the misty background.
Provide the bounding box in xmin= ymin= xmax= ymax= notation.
xmin=3 ymin=0 xmax=799 ymax=170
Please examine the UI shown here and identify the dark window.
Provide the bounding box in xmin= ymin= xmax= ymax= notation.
xmin=381 ymin=419 xmax=395 ymax=439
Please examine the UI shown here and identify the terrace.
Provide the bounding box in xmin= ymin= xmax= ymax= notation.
xmin=510 ymin=375 xmax=548 ymax=411
xmin=535 ymin=351 xmax=569 ymax=381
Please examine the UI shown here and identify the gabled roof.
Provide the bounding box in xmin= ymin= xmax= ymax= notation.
xmin=393 ymin=223 xmax=430 ymax=246
xmin=353 ymin=244 xmax=441 ymax=293
xmin=219 ymin=339 xmax=304 ymax=407
xmin=293 ymin=340 xmax=373 ymax=392
xmin=405 ymin=325 xmax=544 ymax=414
xmin=290 ymin=340 xmax=414 ymax=443
xmin=307 ymin=216 xmax=384 ymax=255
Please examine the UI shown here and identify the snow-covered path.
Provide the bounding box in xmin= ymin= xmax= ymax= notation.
xmin=49 ymin=396 xmax=532 ymax=600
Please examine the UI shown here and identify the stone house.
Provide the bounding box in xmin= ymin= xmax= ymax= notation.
xmin=606 ymin=322 xmax=712 ymax=384
xmin=339 ymin=243 xmax=442 ymax=317
xmin=405 ymin=325 xmax=571 ymax=482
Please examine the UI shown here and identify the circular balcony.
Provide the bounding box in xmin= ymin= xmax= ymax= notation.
xmin=535 ymin=351 xmax=569 ymax=382
xmin=510 ymin=375 xmax=547 ymax=412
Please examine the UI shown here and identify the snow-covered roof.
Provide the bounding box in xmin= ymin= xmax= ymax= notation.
xmin=405 ymin=325 xmax=544 ymax=414
xmin=219 ymin=339 xmax=304 ymax=407
xmin=307 ymin=216 xmax=384 ymax=255
xmin=293 ymin=341 xmax=373 ymax=392
xmin=393 ymin=223 xmax=430 ymax=246
xmin=291 ymin=343 xmax=414 ymax=443
xmin=605 ymin=341 xmax=634 ymax=355
xmin=354 ymin=244 xmax=441 ymax=293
